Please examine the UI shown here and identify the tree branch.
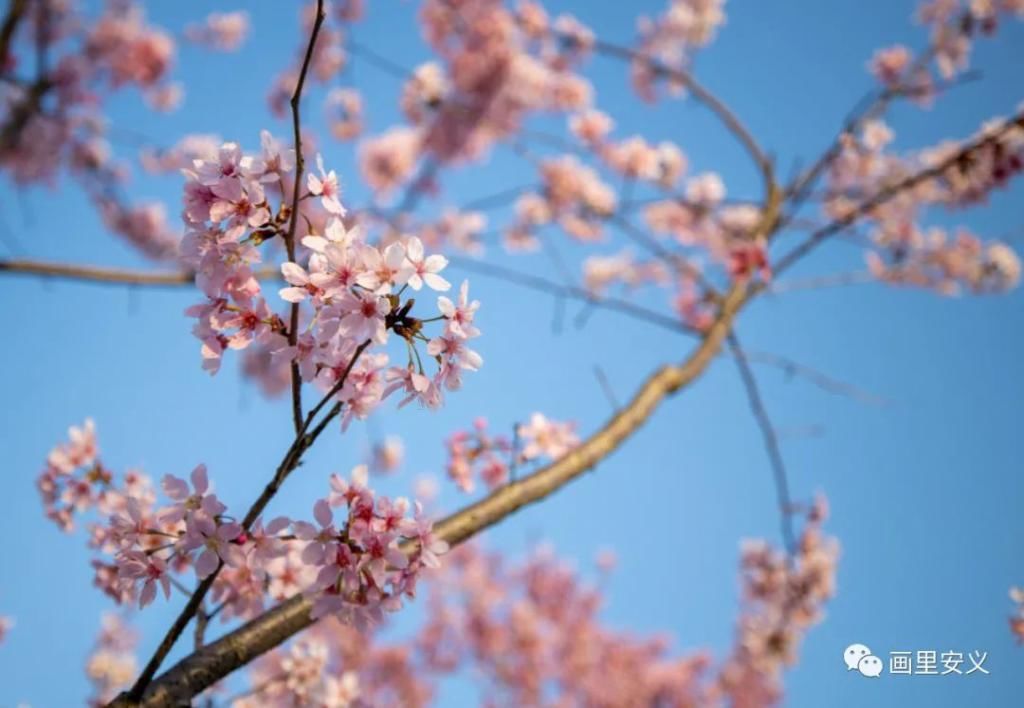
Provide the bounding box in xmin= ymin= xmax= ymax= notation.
xmin=727 ymin=332 xmax=796 ymax=553
xmin=109 ymin=283 xmax=749 ymax=708
xmin=773 ymin=108 xmax=1024 ymax=277
xmin=283 ymin=0 xmax=327 ymax=436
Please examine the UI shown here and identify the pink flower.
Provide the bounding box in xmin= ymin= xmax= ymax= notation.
xmin=246 ymin=516 xmax=291 ymax=566
xmin=279 ymin=262 xmax=323 ymax=303
xmin=398 ymin=236 xmax=450 ymax=291
xmin=438 ymin=280 xmax=480 ymax=339
xmin=362 ymin=531 xmax=408 ymax=587
xmin=328 ymin=465 xmax=372 ymax=508
xmin=517 ymin=413 xmax=579 ymax=462
xmin=160 ymin=464 xmax=225 ymax=525
xmin=117 ymin=550 xmax=172 ymax=608
xmin=307 ymin=154 xmax=345 ymax=215
xmin=337 ymin=290 xmax=389 ymax=344
xmin=182 ymin=514 xmax=244 ymax=578
xmin=411 ymin=505 xmax=448 ymax=569
xmin=427 ymin=336 xmax=483 ymax=373
xmin=259 ymin=129 xmax=295 ymax=177
xmin=293 ymin=499 xmax=340 ymax=566
xmin=385 ymin=366 xmax=442 ymax=409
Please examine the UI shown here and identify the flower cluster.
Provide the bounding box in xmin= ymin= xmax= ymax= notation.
xmin=632 ymin=0 xmax=728 ymax=101
xmin=39 ymin=421 xmax=449 ymax=632
xmin=184 ymin=11 xmax=250 ymax=52
xmin=300 ymin=465 xmax=448 ymax=625
xmin=278 ymin=222 xmax=482 ymax=424
xmin=180 ymin=134 xmax=294 ymax=374
xmin=825 ymin=116 xmax=1022 ymax=294
xmin=715 ymin=497 xmax=838 ymax=705
xmin=85 ymin=614 xmax=138 ymax=707
xmin=508 ymin=156 xmax=617 ymax=242
xmin=444 ymin=413 xmax=579 ymax=493
xmin=583 ymin=249 xmax=670 ymax=294
xmin=866 ymin=226 xmax=1021 ymax=294
xmin=1010 ymin=586 xmax=1024 ymax=643
xmin=411 ymin=0 xmax=594 ymax=163
xmin=445 ymin=418 xmax=513 ymax=493
xmin=0 ymin=1 xmax=185 ymax=258
xmin=418 ymin=544 xmax=704 ymax=706
xmin=239 ymin=620 xmax=430 ymax=708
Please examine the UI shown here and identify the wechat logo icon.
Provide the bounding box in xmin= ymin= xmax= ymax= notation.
xmin=845 ymin=643 xmax=882 ymax=678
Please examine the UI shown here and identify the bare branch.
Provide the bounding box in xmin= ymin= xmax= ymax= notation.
xmin=727 ymin=332 xmax=796 ymax=554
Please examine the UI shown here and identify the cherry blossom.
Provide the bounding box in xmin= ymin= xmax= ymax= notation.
xmin=307 ymin=153 xmax=346 ymax=215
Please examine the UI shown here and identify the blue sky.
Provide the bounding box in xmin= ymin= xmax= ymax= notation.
xmin=1 ymin=1 xmax=1022 ymax=706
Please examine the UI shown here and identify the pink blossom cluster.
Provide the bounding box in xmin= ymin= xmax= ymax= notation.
xmin=0 ymin=1 xmax=183 ymax=258
xmin=444 ymin=417 xmax=513 ymax=493
xmin=1009 ymin=586 xmax=1024 ymax=643
xmin=508 ymin=156 xmax=617 ymax=242
xmin=416 ymin=543 xmax=713 ymax=706
xmin=868 ymin=0 xmax=1024 ymax=97
xmin=444 ymin=413 xmax=579 ymax=493
xmin=36 ymin=418 xmax=106 ymax=532
xmin=825 ymin=117 xmax=1022 ymax=293
xmin=583 ymin=249 xmax=670 ymax=294
xmin=867 ymin=226 xmax=1021 ymax=294
xmin=0 ymin=615 xmax=11 ymax=645
xmin=417 ymin=209 xmax=488 ymax=255
xmin=632 ymin=0 xmax=728 ymax=101
xmin=299 ymin=465 xmax=448 ymax=625
xmin=180 ymin=134 xmax=294 ymax=374
xmin=37 ymin=421 xmax=448 ymax=632
xmin=413 ymin=0 xmax=595 ymax=162
xmin=85 ymin=614 xmax=138 ymax=707
xmin=239 ymin=620 xmax=430 ymax=708
xmin=714 ymin=497 xmax=838 ymax=706
xmin=184 ymin=11 xmax=250 ymax=53
xmin=277 ymin=224 xmax=483 ymax=424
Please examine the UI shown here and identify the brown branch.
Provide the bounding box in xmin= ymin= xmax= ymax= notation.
xmin=284 ymin=0 xmax=327 ymax=435
xmin=1 ymin=256 xmax=877 ymax=405
xmin=0 ymin=259 xmax=280 ymax=286
xmin=727 ymin=332 xmax=796 ymax=554
xmin=108 ymin=283 xmax=749 ymax=708
xmin=445 ymin=254 xmax=702 ymax=336
xmin=0 ymin=0 xmax=29 ymax=66
xmin=120 ymin=340 xmax=368 ymax=705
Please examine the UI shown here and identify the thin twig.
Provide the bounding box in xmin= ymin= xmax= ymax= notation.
xmin=283 ymin=0 xmax=327 ymax=436
xmin=593 ymin=365 xmax=620 ymax=411
xmin=727 ymin=332 xmax=796 ymax=554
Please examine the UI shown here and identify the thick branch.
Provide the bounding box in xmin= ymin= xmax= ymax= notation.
xmin=109 ymin=284 xmax=749 ymax=708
